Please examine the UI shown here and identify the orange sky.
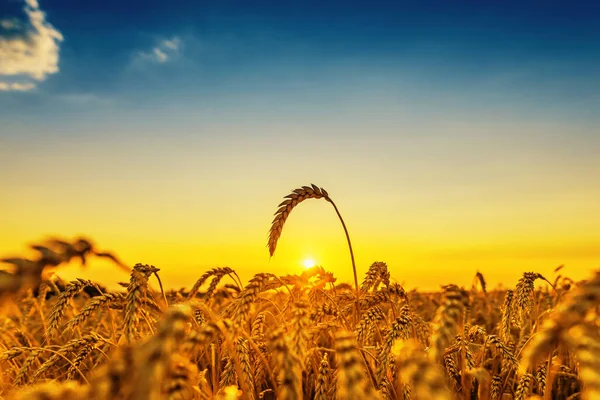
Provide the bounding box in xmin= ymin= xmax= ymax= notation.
xmin=2 ymin=118 xmax=599 ymax=291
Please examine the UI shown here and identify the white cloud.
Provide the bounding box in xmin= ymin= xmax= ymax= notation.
xmin=0 ymin=81 xmax=36 ymax=92
xmin=0 ymin=19 xmax=21 ymax=30
xmin=153 ymin=48 xmax=168 ymax=63
xmin=161 ymin=38 xmax=180 ymax=51
xmin=0 ymin=0 xmax=63 ymax=92
xmin=137 ymin=36 xmax=182 ymax=64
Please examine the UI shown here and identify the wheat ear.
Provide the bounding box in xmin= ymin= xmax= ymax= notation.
xmin=335 ymin=330 xmax=379 ymax=399
xmin=270 ymin=328 xmax=302 ymax=400
xmin=361 ymin=262 xmax=390 ymax=293
xmin=314 ymin=352 xmax=332 ymax=400
xmin=45 ymin=279 xmax=97 ymax=339
xmin=428 ymin=285 xmax=470 ymax=362
xmin=268 ymin=184 xmax=360 ymax=319
xmin=392 ymin=340 xmax=452 ymax=400
xmin=121 ymin=264 xmax=159 ymax=343
xmin=64 ymin=292 xmax=124 ymax=332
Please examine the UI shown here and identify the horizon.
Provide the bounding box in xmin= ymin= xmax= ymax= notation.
xmin=1 ymin=0 xmax=599 ymax=291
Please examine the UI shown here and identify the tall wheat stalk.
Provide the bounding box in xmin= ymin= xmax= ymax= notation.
xmin=268 ymin=184 xmax=360 ymax=316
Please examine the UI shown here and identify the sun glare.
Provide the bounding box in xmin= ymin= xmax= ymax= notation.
xmin=303 ymin=258 xmax=316 ymax=269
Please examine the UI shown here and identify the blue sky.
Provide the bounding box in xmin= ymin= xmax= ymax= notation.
xmin=1 ymin=0 xmax=600 ymax=288
xmin=1 ymin=0 xmax=599 ymax=120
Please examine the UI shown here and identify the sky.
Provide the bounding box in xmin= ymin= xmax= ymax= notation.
xmin=1 ymin=0 xmax=599 ymax=291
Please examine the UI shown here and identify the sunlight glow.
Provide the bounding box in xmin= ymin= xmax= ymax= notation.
xmin=303 ymin=258 xmax=316 ymax=269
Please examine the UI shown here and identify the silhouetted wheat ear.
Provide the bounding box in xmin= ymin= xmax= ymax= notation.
xmin=267 ymin=184 xmax=362 ymax=320
xmin=268 ymin=184 xmax=329 ymax=257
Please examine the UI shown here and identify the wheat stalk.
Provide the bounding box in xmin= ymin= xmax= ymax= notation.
xmin=4 ymin=231 xmax=600 ymax=400
xmin=514 ymin=372 xmax=534 ymax=400
xmin=130 ymin=305 xmax=191 ymax=400
xmin=354 ymin=306 xmax=385 ymax=344
xmin=361 ymin=262 xmax=390 ymax=293
xmin=490 ymin=374 xmax=503 ymax=400
xmin=88 ymin=343 xmax=135 ymax=399
xmin=32 ymin=333 xmax=106 ymax=382
xmin=45 ymin=279 xmax=97 ymax=339
xmin=428 ymin=285 xmax=470 ymax=362
xmin=500 ymin=289 xmax=514 ymax=344
xmin=64 ymin=292 xmax=124 ymax=332
xmin=66 ymin=344 xmax=95 ymax=380
xmin=218 ymin=356 xmax=237 ymax=392
xmin=121 ymin=264 xmax=159 ymax=343
xmin=290 ymin=301 xmax=309 ymax=365
xmin=228 ymin=273 xmax=277 ymax=324
xmin=314 ymin=352 xmax=331 ymax=400
xmin=392 ymin=340 xmax=452 ymax=400
xmin=267 ymin=184 xmax=361 ymax=318
xmin=251 ymin=314 xmax=269 ymax=388
xmin=335 ymin=330 xmax=379 ymax=399
xmin=14 ymin=348 xmax=44 ymax=385
xmin=376 ymin=305 xmax=412 ymax=385
xmin=234 ymin=337 xmax=255 ymax=400
xmin=162 ymin=353 xmax=198 ymax=400
xmin=270 ymin=328 xmax=302 ymax=400
xmin=7 ymin=381 xmax=89 ymax=400
xmin=187 ymin=267 xmax=239 ymax=300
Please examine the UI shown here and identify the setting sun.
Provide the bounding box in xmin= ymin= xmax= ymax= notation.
xmin=303 ymin=258 xmax=316 ymax=269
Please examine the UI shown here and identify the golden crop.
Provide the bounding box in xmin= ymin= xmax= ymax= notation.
xmin=0 ymin=185 xmax=596 ymax=400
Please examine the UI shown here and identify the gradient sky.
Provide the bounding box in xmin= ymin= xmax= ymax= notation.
xmin=1 ymin=0 xmax=599 ymax=291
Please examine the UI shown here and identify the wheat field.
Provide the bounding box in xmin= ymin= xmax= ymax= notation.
xmin=0 ymin=185 xmax=598 ymax=400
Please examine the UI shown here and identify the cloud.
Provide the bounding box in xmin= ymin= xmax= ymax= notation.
xmin=161 ymin=38 xmax=180 ymax=51
xmin=0 ymin=81 xmax=36 ymax=92
xmin=0 ymin=19 xmax=22 ymax=30
xmin=152 ymin=47 xmax=168 ymax=63
xmin=0 ymin=0 xmax=63 ymax=92
xmin=136 ymin=37 xmax=182 ymax=64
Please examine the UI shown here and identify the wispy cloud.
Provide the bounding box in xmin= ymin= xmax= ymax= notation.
xmin=136 ymin=37 xmax=182 ymax=64
xmin=0 ymin=81 xmax=36 ymax=92
xmin=0 ymin=0 xmax=63 ymax=92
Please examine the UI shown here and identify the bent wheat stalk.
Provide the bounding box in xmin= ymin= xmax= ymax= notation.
xmin=268 ymin=184 xmax=360 ymax=317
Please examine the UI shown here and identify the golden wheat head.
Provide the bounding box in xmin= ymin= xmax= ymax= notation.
xmin=268 ymin=184 xmax=329 ymax=257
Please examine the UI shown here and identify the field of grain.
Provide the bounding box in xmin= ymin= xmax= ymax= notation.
xmin=0 ymin=185 xmax=598 ymax=400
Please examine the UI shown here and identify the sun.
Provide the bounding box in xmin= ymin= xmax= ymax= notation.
xmin=303 ymin=258 xmax=316 ymax=269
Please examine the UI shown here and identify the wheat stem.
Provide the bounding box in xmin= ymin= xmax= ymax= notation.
xmin=326 ymin=197 xmax=361 ymax=321
xmin=268 ymin=184 xmax=361 ymax=321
